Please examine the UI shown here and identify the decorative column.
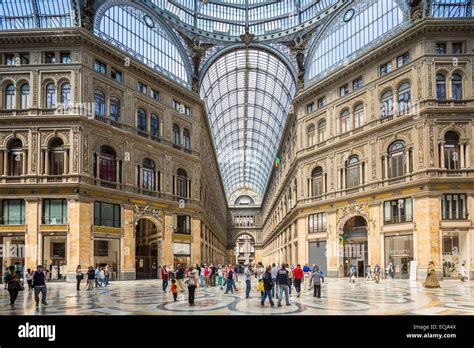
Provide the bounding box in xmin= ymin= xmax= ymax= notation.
xmin=405 ymin=150 xmax=410 ymax=174
xmin=460 ymin=143 xmax=465 ymax=168
xmin=384 ymin=155 xmax=389 ymax=179
xmin=3 ymin=150 xmax=7 ymax=175
xmin=359 ymin=161 xmax=364 ymax=186
xmin=192 ymin=217 xmax=201 ymax=265
xmin=465 ymin=143 xmax=470 ymax=167
xmin=341 ymin=169 xmax=346 ymax=190
xmin=122 ymin=206 xmax=135 ymax=280
xmin=22 ymin=151 xmax=27 ymax=175
xmin=44 ymin=150 xmax=49 ymax=175
xmin=440 ymin=142 xmax=445 ymax=168
xmin=64 ymin=149 xmax=69 ymax=174
xmin=25 ymin=198 xmax=40 ymax=271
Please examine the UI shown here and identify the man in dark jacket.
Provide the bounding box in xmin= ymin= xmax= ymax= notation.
xmin=276 ymin=263 xmax=291 ymax=307
xmin=260 ymin=267 xmax=275 ymax=307
xmin=32 ymin=265 xmax=48 ymax=307
xmin=6 ymin=266 xmax=21 ymax=310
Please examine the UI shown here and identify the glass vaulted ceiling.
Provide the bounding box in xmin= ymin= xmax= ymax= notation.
xmin=200 ymin=48 xmax=296 ymax=201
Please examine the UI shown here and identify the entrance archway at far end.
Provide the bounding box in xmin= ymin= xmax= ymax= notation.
xmin=135 ymin=218 xmax=161 ymax=280
xmin=235 ymin=234 xmax=255 ymax=265
xmin=342 ymin=216 xmax=368 ymax=278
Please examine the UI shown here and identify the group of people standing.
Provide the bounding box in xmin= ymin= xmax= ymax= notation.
xmin=75 ymin=265 xmax=111 ymax=290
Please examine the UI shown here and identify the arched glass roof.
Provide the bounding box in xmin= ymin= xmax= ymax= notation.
xmin=94 ymin=4 xmax=191 ymax=88
xmin=0 ymin=0 xmax=76 ymax=30
xmin=147 ymin=0 xmax=342 ymax=40
xmin=200 ymin=48 xmax=296 ymax=202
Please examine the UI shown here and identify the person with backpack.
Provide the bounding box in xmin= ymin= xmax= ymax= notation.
xmin=187 ymin=266 xmax=198 ymax=306
xmin=276 ymin=263 xmax=291 ymax=307
xmin=75 ymin=265 xmax=83 ymax=291
xmin=5 ymin=266 xmax=22 ymax=310
xmin=260 ymin=266 xmax=275 ymax=307
xmin=32 ymin=265 xmax=48 ymax=307
xmin=225 ymin=267 xmax=234 ymax=294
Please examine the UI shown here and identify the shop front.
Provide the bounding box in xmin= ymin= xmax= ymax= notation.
xmin=0 ymin=232 xmax=25 ymax=279
xmin=442 ymin=231 xmax=468 ymax=278
xmin=42 ymin=232 xmax=67 ymax=280
xmin=384 ymin=234 xmax=413 ymax=279
xmin=93 ymin=234 xmax=121 ymax=281
xmin=173 ymin=242 xmax=191 ymax=267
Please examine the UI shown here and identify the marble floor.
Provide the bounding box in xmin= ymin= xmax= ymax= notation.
xmin=1 ymin=278 xmax=473 ymax=315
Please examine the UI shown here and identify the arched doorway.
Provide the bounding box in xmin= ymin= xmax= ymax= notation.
xmin=135 ymin=218 xmax=161 ymax=279
xmin=342 ymin=216 xmax=368 ymax=277
xmin=235 ymin=234 xmax=255 ymax=265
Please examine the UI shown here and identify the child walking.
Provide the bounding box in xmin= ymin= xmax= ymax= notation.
xmin=170 ymin=279 xmax=178 ymax=302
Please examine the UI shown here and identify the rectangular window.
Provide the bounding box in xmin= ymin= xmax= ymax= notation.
xmin=60 ymin=52 xmax=71 ymax=64
xmin=111 ymin=68 xmax=122 ymax=82
xmin=1 ymin=200 xmax=25 ymax=225
xmin=138 ymin=82 xmax=148 ymax=94
xmin=152 ymin=89 xmax=160 ymax=100
xmin=5 ymin=54 xmax=15 ymax=65
xmin=379 ymin=62 xmax=392 ymax=76
xmin=452 ymin=43 xmax=462 ymax=54
xmin=306 ymin=102 xmax=314 ymax=114
xmin=396 ymin=52 xmax=410 ymax=68
xmin=436 ymin=43 xmax=446 ymax=54
xmin=352 ymin=77 xmax=364 ymax=90
xmin=174 ymin=214 xmax=191 ymax=234
xmin=94 ymin=240 xmax=109 ymax=257
xmin=308 ymin=213 xmax=327 ymax=233
xmin=441 ymin=194 xmax=467 ymax=220
xmin=317 ymin=97 xmax=326 ymax=108
xmin=94 ymin=202 xmax=121 ymax=227
xmin=42 ymin=199 xmax=68 ymax=224
xmin=45 ymin=52 xmax=56 ymax=63
xmin=383 ymin=198 xmax=413 ymax=224
xmin=339 ymin=84 xmax=349 ymax=96
xmin=94 ymin=60 xmax=106 ymax=74
xmin=19 ymin=53 xmax=29 ymax=65
xmin=174 ymin=100 xmax=191 ymax=115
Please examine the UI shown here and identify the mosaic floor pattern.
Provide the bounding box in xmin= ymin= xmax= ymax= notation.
xmin=1 ymin=278 xmax=473 ymax=315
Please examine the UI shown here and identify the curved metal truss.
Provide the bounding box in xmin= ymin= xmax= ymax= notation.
xmin=0 ymin=0 xmax=79 ymax=30
xmin=93 ymin=1 xmax=193 ymax=88
xmin=200 ymin=47 xmax=296 ymax=202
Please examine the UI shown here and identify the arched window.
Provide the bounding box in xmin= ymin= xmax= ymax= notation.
xmin=398 ymin=82 xmax=411 ymax=113
xmin=173 ymin=124 xmax=180 ymax=145
xmin=45 ymin=83 xmax=56 ymax=109
xmin=49 ymin=138 xmax=64 ymax=175
xmin=150 ymin=114 xmax=159 ymax=137
xmin=60 ymin=82 xmax=71 ymax=106
xmin=388 ymin=141 xmax=406 ymax=178
xmin=380 ymin=90 xmax=393 ymax=118
xmin=443 ymin=131 xmax=460 ymax=170
xmin=340 ymin=110 xmax=350 ymax=133
xmin=436 ymin=73 xmax=446 ymax=100
xmin=318 ymin=120 xmax=326 ymax=143
xmin=354 ymin=103 xmax=364 ymax=128
xmin=346 ymin=155 xmax=360 ymax=189
xmin=137 ymin=109 xmax=147 ymax=132
xmin=311 ymin=166 xmax=323 ymax=197
xmin=94 ymin=90 xmax=105 ymax=116
xmin=307 ymin=124 xmax=315 ymax=146
xmin=451 ymin=73 xmax=462 ymax=100
xmin=20 ymin=83 xmax=29 ymax=109
xmin=8 ymin=139 xmax=23 ymax=176
xmin=109 ymin=97 xmax=121 ymax=122
xmin=97 ymin=145 xmax=117 ymax=182
xmin=142 ymin=158 xmax=156 ymax=191
xmin=183 ymin=128 xmax=191 ymax=149
xmin=5 ymin=84 xmax=15 ymax=110
xmin=176 ymin=168 xmax=188 ymax=197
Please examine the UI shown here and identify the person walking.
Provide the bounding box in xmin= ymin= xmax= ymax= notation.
xmin=460 ymin=263 xmax=467 ymax=282
xmin=374 ymin=264 xmax=381 ymax=283
xmin=86 ymin=266 xmax=95 ymax=290
xmin=288 ymin=265 xmax=294 ymax=296
xmin=170 ymin=279 xmax=178 ymax=302
xmin=75 ymin=265 xmax=83 ymax=291
xmin=32 ymin=265 xmax=48 ymax=307
xmin=270 ymin=263 xmax=278 ymax=298
xmin=366 ymin=265 xmax=373 ymax=281
xmin=217 ymin=266 xmax=223 ymax=288
xmin=176 ymin=264 xmax=185 ymax=292
xmin=310 ymin=267 xmax=324 ymax=298
xmin=293 ymin=264 xmax=303 ymax=297
xmin=25 ymin=268 xmax=33 ymax=291
xmin=187 ymin=266 xmax=197 ymax=306
xmin=260 ymin=266 xmax=275 ymax=307
xmin=244 ymin=264 xmax=252 ymax=299
xmin=104 ymin=264 xmax=110 ymax=287
xmin=94 ymin=266 xmax=100 ymax=288
xmin=276 ymin=264 xmax=291 ymax=307
xmin=199 ymin=264 xmax=205 ymax=288
xmin=349 ymin=265 xmax=356 ymax=283
xmin=225 ymin=266 xmax=234 ymax=294
xmin=5 ymin=266 xmax=22 ymax=310
xmin=303 ymin=263 xmax=311 ymax=290
xmin=161 ymin=265 xmax=169 ymax=292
